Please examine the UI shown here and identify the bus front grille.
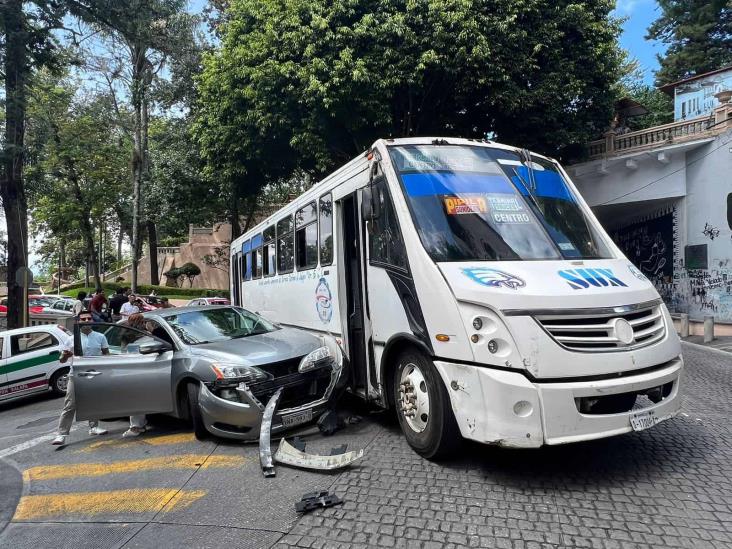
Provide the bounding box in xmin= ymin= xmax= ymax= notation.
xmin=535 ymin=303 xmax=666 ymax=352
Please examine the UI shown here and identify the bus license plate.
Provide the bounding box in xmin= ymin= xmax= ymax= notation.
xmin=281 ymin=409 xmax=313 ymax=428
xmin=630 ymin=409 xmax=659 ymax=432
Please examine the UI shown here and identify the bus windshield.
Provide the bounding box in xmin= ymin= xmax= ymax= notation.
xmin=388 ymin=145 xmax=613 ymax=262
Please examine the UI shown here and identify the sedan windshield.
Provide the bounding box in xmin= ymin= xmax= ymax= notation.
xmin=164 ymin=307 xmax=277 ymax=345
xmin=388 ymin=145 xmax=612 ymax=262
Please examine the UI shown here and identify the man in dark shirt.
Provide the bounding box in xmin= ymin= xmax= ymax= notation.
xmin=109 ymin=287 xmax=127 ymax=321
xmin=89 ymin=288 xmax=108 ymax=322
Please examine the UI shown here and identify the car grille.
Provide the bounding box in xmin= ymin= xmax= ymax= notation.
xmin=256 ymin=356 xmax=304 ymax=377
xmin=248 ymin=368 xmax=331 ymax=410
xmin=535 ymin=302 xmax=666 ymax=352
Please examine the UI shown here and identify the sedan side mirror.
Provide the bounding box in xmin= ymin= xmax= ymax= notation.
xmin=139 ymin=340 xmax=173 ymax=355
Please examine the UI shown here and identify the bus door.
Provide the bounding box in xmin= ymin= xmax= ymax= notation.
xmin=361 ymin=162 xmax=415 ymax=403
xmin=340 ymin=193 xmax=369 ymax=396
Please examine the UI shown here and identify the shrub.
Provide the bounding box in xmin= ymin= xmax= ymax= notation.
xmin=179 ymin=262 xmax=201 ymax=287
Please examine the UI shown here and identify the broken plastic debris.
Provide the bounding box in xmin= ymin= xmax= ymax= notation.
xmin=259 ymin=387 xmax=283 ymax=478
xmin=274 ymin=438 xmax=364 ymax=471
xmin=295 ymin=490 xmax=344 ymax=513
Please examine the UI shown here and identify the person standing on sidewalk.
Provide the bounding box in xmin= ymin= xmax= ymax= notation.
xmin=120 ymin=293 xmax=139 ymax=320
xmin=89 ymin=288 xmax=108 ymax=322
xmin=52 ymin=311 xmax=110 ymax=445
xmin=109 ymin=287 xmax=127 ymax=322
xmin=72 ymin=291 xmax=87 ymax=317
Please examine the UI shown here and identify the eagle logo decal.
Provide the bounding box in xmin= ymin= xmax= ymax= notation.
xmin=461 ymin=268 xmax=526 ymax=290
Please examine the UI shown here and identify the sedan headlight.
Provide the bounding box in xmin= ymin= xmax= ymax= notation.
xmin=210 ymin=363 xmax=271 ymax=383
xmin=299 ymin=336 xmax=343 ymax=373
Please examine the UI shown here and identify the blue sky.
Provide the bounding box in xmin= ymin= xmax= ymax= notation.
xmin=613 ymin=0 xmax=666 ymax=84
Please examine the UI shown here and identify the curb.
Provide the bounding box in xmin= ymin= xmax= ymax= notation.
xmin=680 ymin=340 xmax=732 ymax=358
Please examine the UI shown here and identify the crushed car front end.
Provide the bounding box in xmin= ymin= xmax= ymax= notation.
xmin=195 ymin=335 xmax=348 ymax=440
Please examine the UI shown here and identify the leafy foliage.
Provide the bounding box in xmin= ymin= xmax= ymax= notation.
xmin=647 ymin=0 xmax=732 ymax=86
xmin=194 ymin=0 xmax=623 ymax=180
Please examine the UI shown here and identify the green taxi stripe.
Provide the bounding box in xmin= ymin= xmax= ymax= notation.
xmin=0 ymin=351 xmax=60 ymax=376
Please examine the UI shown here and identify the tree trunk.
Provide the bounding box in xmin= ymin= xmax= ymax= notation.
xmin=243 ymin=195 xmax=258 ymax=232
xmin=0 ymin=0 xmax=29 ymax=329
xmin=229 ymin=181 xmax=241 ymax=239
xmin=130 ymin=44 xmax=146 ymax=293
xmin=147 ymin=220 xmax=159 ymax=286
xmin=117 ymin=229 xmax=123 ymax=264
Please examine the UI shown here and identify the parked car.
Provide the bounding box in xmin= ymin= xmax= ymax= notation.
xmin=71 ymin=306 xmax=348 ymax=440
xmin=0 ymin=325 xmax=71 ymax=402
xmin=186 ymin=297 xmax=230 ymax=306
xmin=0 ymin=298 xmax=45 ymax=315
xmin=137 ymin=295 xmax=164 ymax=310
xmin=48 ymin=298 xmax=76 ymax=313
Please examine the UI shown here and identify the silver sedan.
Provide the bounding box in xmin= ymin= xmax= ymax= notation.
xmin=72 ymin=306 xmax=347 ymax=440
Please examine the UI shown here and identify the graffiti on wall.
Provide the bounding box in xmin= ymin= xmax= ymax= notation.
xmin=612 ymin=211 xmax=674 ymax=285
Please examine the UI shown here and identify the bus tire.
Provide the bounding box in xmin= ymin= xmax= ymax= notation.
xmin=393 ymin=350 xmax=461 ymax=459
xmin=186 ymin=382 xmax=209 ymax=440
xmin=49 ymin=368 xmax=70 ymax=396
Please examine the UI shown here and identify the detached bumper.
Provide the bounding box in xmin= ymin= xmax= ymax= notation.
xmin=434 ymin=356 xmax=683 ymax=448
xmin=197 ymin=359 xmax=349 ymax=441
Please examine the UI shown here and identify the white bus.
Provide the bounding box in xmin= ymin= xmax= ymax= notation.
xmin=231 ymin=137 xmax=683 ymax=458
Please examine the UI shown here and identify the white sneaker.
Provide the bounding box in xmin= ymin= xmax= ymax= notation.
xmin=51 ymin=435 xmax=66 ymax=445
xmin=122 ymin=427 xmax=144 ymax=438
xmin=89 ymin=427 xmax=108 ymax=436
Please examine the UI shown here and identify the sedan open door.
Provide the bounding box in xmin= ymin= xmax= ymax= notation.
xmin=73 ymin=323 xmax=175 ymax=420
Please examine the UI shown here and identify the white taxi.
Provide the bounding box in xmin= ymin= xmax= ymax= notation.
xmin=0 ymin=325 xmax=71 ymax=403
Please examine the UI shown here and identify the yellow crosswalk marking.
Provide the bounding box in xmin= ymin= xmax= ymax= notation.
xmin=13 ymin=488 xmax=205 ymax=521
xmin=23 ymin=454 xmax=244 ymax=482
xmin=79 ymin=432 xmax=197 ymax=452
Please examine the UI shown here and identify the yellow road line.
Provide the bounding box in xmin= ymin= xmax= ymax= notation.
xmin=79 ymin=432 xmax=196 ymax=452
xmin=23 ymin=454 xmax=244 ymax=482
xmin=13 ymin=488 xmax=205 ymax=521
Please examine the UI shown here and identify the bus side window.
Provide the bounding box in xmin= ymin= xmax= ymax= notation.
xmin=277 ymin=215 xmax=294 ymax=273
xmin=295 ymin=201 xmax=318 ymax=270
xmin=263 ymin=225 xmax=276 ymax=276
xmin=252 ymin=233 xmax=263 ymax=279
xmin=242 ymin=239 xmax=252 ymax=281
xmin=319 ymin=193 xmax=333 ymax=266
xmin=369 ymin=181 xmax=408 ymax=270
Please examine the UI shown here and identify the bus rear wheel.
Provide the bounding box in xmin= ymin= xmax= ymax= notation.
xmin=393 ymin=350 xmax=461 ymax=460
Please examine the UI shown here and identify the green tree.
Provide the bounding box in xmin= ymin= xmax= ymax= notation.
xmin=179 ymin=262 xmax=201 ymax=287
xmin=647 ymin=0 xmax=732 ymax=86
xmin=0 ymin=1 xmax=69 ymax=328
xmin=69 ymin=0 xmax=198 ymax=291
xmin=26 ymin=73 xmax=131 ymax=290
xmin=194 ymin=0 xmax=623 ymax=196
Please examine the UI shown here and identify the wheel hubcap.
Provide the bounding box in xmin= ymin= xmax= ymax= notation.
xmin=398 ymin=362 xmax=430 ymax=433
xmin=57 ymin=374 xmax=69 ymax=393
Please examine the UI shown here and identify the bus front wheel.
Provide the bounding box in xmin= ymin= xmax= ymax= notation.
xmin=393 ymin=350 xmax=461 ymax=459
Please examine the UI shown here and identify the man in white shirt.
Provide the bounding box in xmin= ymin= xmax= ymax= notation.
xmin=120 ymin=293 xmax=139 ymax=319
xmin=52 ymin=311 xmax=110 ymax=445
xmin=72 ymin=291 xmax=87 ymax=317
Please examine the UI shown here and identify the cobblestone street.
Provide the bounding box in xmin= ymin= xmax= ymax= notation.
xmin=0 ymin=343 xmax=730 ymax=549
xmin=278 ymin=343 xmax=732 ymax=549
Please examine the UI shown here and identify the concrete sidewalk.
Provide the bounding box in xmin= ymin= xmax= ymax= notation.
xmin=681 ymin=334 xmax=732 ymax=354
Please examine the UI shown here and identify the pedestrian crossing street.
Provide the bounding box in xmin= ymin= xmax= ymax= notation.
xmin=12 ymin=431 xmax=244 ymax=522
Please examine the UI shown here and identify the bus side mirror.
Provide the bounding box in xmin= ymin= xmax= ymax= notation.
xmin=362 ymin=185 xmax=381 ymax=221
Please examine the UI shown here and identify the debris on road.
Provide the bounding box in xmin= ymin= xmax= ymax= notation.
xmin=259 ymin=387 xmax=283 ymax=478
xmin=295 ymin=490 xmax=344 ymax=513
xmin=316 ymin=409 xmax=363 ymax=435
xmin=274 ymin=438 xmax=364 ymax=471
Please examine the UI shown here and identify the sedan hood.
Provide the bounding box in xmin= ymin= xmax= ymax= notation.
xmin=188 ymin=327 xmax=321 ymax=368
